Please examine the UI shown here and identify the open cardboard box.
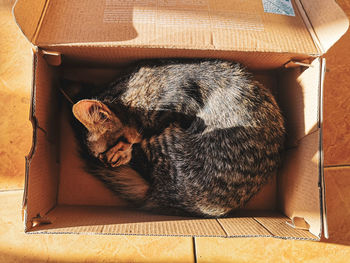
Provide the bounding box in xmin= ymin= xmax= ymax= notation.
xmin=14 ymin=0 xmax=348 ymax=240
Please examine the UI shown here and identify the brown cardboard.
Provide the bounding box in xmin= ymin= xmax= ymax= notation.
xmin=277 ymin=58 xmax=326 ymax=237
xmin=278 ymin=58 xmax=322 ymax=148
xmin=16 ymin=0 xmax=316 ymax=54
xmin=31 ymin=206 xmax=317 ymax=240
xmin=13 ymin=0 xmax=348 ymax=56
xmin=40 ymin=46 xmax=315 ymax=70
xmin=23 ymin=51 xmax=60 ymax=231
xmin=23 ymin=51 xmax=324 ymax=239
xmin=217 ymin=217 xmax=272 ymax=237
xmin=297 ymin=0 xmax=349 ymax=53
xmin=12 ymin=0 xmax=47 ymax=42
xmin=14 ymin=0 xmax=349 ymax=240
xmin=12 ymin=0 xmax=321 ymax=70
xmin=279 ymin=130 xmax=322 ymax=237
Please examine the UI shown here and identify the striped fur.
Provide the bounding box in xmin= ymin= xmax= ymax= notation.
xmin=71 ymin=58 xmax=285 ymax=217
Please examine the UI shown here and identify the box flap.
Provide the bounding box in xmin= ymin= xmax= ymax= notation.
xmin=14 ymin=0 xmax=319 ymax=56
xmin=297 ymin=0 xmax=349 ymax=54
xmin=12 ymin=0 xmax=48 ymax=43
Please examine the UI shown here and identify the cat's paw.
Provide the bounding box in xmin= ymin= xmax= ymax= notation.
xmin=99 ymin=142 xmax=132 ymax=167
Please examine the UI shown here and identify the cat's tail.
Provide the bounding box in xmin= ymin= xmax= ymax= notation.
xmin=85 ymin=161 xmax=150 ymax=206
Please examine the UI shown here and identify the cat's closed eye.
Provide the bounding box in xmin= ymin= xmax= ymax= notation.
xmin=98 ymin=111 xmax=108 ymax=121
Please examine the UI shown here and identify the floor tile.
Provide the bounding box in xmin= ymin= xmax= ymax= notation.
xmin=323 ymin=167 xmax=350 ymax=245
xmin=0 ymin=191 xmax=195 ymax=263
xmin=323 ymin=0 xmax=350 ymax=166
xmin=195 ymin=237 xmax=350 ymax=263
xmin=0 ymin=1 xmax=33 ymax=190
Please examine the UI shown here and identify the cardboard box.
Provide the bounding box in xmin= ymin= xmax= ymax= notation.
xmin=14 ymin=0 xmax=348 ymax=240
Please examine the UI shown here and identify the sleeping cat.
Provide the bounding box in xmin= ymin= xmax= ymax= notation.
xmin=70 ymin=58 xmax=285 ymax=217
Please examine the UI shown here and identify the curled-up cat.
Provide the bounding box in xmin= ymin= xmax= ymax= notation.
xmin=70 ymin=58 xmax=285 ymax=217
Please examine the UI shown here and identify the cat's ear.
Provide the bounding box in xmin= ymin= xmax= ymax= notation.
xmin=72 ymin=99 xmax=113 ymax=131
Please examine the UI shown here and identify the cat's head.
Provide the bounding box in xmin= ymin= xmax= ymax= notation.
xmin=72 ymin=99 xmax=141 ymax=165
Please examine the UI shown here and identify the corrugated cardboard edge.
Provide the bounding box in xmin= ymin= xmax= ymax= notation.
xmin=22 ymin=48 xmax=38 ymax=232
xmin=26 ymin=206 xmax=318 ymax=240
xmin=28 ymin=228 xmax=318 ymax=240
xmin=40 ymin=43 xmax=317 ymax=58
xmin=319 ymin=58 xmax=328 ymax=238
xmin=294 ymin=0 xmax=322 ymax=56
xmin=27 ymin=231 xmax=319 ymax=241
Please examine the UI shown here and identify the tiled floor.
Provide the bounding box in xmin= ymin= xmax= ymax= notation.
xmin=0 ymin=0 xmax=32 ymax=190
xmin=1 ymin=0 xmax=350 ymax=262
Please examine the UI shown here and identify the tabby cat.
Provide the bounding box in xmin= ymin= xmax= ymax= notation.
xmin=70 ymin=58 xmax=285 ymax=217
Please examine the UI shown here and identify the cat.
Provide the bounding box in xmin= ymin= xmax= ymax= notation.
xmin=69 ymin=58 xmax=285 ymax=218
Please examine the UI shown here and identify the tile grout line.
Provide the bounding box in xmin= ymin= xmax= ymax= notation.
xmin=324 ymin=164 xmax=350 ymax=169
xmin=0 ymin=189 xmax=24 ymax=193
xmin=192 ymin=237 xmax=198 ymax=263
